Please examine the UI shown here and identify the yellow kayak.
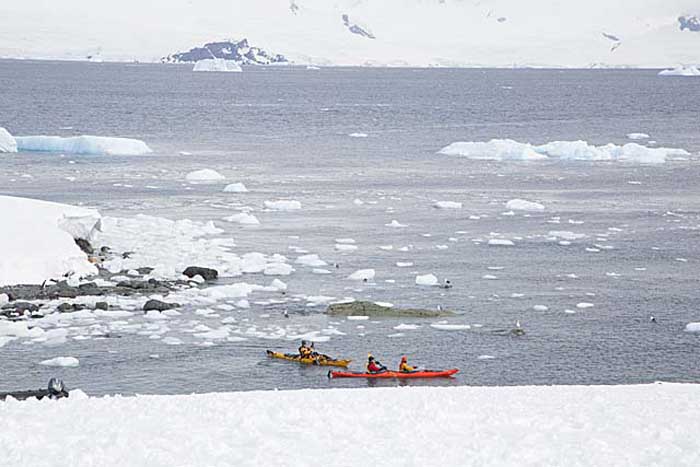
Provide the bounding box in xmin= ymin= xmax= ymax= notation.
xmin=266 ymin=350 xmax=351 ymax=368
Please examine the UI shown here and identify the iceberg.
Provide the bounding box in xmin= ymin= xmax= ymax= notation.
xmin=14 ymin=135 xmax=152 ymax=156
xmin=193 ymin=59 xmax=242 ymax=72
xmin=506 ymin=199 xmax=545 ymax=211
xmin=186 ymin=169 xmax=226 ymax=183
xmin=223 ymin=183 xmax=249 ymax=193
xmin=439 ymin=139 xmax=688 ymax=164
xmin=0 ymin=127 xmax=17 ymax=153
xmin=0 ymin=196 xmax=101 ymax=286
xmin=658 ymin=65 xmax=700 ymax=77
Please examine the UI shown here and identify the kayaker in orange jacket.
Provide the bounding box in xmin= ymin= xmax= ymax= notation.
xmin=398 ymin=356 xmax=417 ymax=373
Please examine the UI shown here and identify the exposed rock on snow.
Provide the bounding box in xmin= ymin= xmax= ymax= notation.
xmin=506 ymin=199 xmax=545 ymax=211
xmin=185 ymin=169 xmax=225 ymax=183
xmin=223 ymin=183 xmax=249 ymax=193
xmin=342 ymin=14 xmax=375 ymax=39
xmin=264 ymin=200 xmax=302 ymax=211
xmin=164 ymin=39 xmax=287 ymax=65
xmin=0 ymin=127 xmax=17 ymax=152
xmin=192 ymin=59 xmax=242 ymax=72
xmin=14 ymin=135 xmax=152 ymax=156
xmin=679 ymin=16 xmax=700 ymax=32
xmin=0 ymin=196 xmax=101 ymax=286
xmin=658 ymin=65 xmax=700 ymax=77
xmin=440 ymin=139 xmax=689 ymax=163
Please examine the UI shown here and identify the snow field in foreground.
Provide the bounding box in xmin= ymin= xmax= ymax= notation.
xmin=2 ymin=384 xmax=699 ymax=467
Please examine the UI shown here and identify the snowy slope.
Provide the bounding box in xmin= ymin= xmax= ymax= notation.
xmin=0 ymin=0 xmax=698 ymax=67
xmin=1 ymin=384 xmax=699 ymax=466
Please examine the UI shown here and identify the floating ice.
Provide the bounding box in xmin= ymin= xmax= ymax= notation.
xmin=14 ymin=135 xmax=152 ymax=156
xmin=186 ymin=169 xmax=225 ymax=183
xmin=430 ymin=323 xmax=470 ymax=331
xmin=533 ymin=305 xmax=549 ymax=311
xmin=506 ymin=199 xmax=545 ymax=211
xmin=415 ymin=274 xmax=438 ymax=286
xmin=386 ymin=220 xmax=407 ymax=228
xmin=685 ymin=323 xmax=700 ymax=333
xmin=347 ymin=315 xmax=369 ymax=321
xmin=658 ymin=65 xmax=700 ymax=77
xmin=335 ymin=238 xmax=356 ymax=244
xmin=335 ymin=244 xmax=358 ymax=252
xmin=193 ymin=58 xmax=242 ymax=72
xmin=488 ymin=239 xmax=514 ymax=246
xmin=576 ymin=302 xmax=595 ymax=309
xmin=0 ymin=127 xmax=17 ymax=152
xmin=349 ymin=133 xmax=368 ymax=138
xmin=394 ymin=323 xmax=420 ymax=330
xmin=224 ymin=213 xmax=260 ymax=225
xmin=223 ymin=183 xmax=249 ymax=193
xmin=548 ymin=231 xmax=586 ymax=240
xmin=0 ymin=196 xmax=100 ymax=286
xmin=440 ymin=139 xmax=688 ymax=164
xmin=264 ymin=200 xmax=302 ymax=211
xmin=627 ymin=133 xmax=650 ymax=140
xmin=434 ymin=201 xmax=462 ymax=209
xmin=39 ymin=357 xmax=79 ymax=367
xmin=348 ymin=269 xmax=375 ymax=281
xmin=295 ymin=254 xmax=327 ymax=267
xmin=396 ymin=262 xmax=413 ymax=268
xmin=263 ymin=263 xmax=294 ymax=276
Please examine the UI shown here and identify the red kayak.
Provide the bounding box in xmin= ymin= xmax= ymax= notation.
xmin=329 ymin=369 xmax=459 ymax=379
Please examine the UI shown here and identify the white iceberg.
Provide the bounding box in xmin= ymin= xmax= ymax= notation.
xmin=658 ymin=65 xmax=700 ymax=77
xmin=193 ymin=59 xmax=242 ymax=73
xmin=415 ymin=274 xmax=439 ymax=286
xmin=264 ymin=200 xmax=302 ymax=211
xmin=488 ymin=239 xmax=514 ymax=246
xmin=433 ymin=201 xmax=462 ymax=209
xmin=223 ymin=213 xmax=260 ymax=225
xmin=223 ymin=183 xmax=249 ymax=193
xmin=39 ymin=356 xmax=79 ymax=367
xmin=627 ymin=133 xmax=650 ymax=140
xmin=14 ymin=135 xmax=152 ymax=156
xmin=295 ymin=254 xmax=327 ymax=267
xmin=685 ymin=323 xmax=700 ymax=333
xmin=186 ymin=169 xmax=225 ymax=183
xmin=440 ymin=139 xmax=688 ymax=164
xmin=0 ymin=127 xmax=17 ymax=153
xmin=0 ymin=196 xmax=100 ymax=286
xmin=506 ymin=199 xmax=545 ymax=211
xmin=348 ymin=269 xmax=375 ymax=281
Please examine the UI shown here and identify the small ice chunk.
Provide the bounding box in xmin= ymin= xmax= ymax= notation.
xmin=506 ymin=199 xmax=545 ymax=211
xmin=396 ymin=262 xmax=413 ymax=268
xmin=186 ymin=169 xmax=225 ymax=183
xmin=349 ymin=133 xmax=368 ymax=138
xmin=296 ymin=254 xmax=327 ymax=267
xmin=415 ymin=274 xmax=438 ymax=286
xmin=685 ymin=323 xmax=700 ymax=333
xmin=224 ymin=213 xmax=260 ymax=225
xmin=533 ymin=305 xmax=549 ymax=311
xmin=348 ymin=269 xmax=375 ymax=281
xmin=627 ymin=133 xmax=650 ymax=140
xmin=335 ymin=244 xmax=358 ymax=252
xmin=347 ymin=315 xmax=369 ymax=320
xmin=576 ymin=302 xmax=594 ymax=309
xmin=434 ymin=201 xmax=462 ymax=209
xmin=488 ymin=239 xmax=514 ymax=246
xmin=40 ymin=356 xmax=79 ymax=367
xmin=386 ymin=220 xmax=407 ymax=228
xmin=430 ymin=323 xmax=470 ymax=331
xmin=223 ymin=183 xmax=249 ymax=193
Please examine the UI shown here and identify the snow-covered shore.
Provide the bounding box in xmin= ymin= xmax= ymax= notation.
xmin=1 ymin=383 xmax=698 ymax=466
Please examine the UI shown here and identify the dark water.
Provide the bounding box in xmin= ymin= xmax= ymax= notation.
xmin=1 ymin=60 xmax=700 ymax=396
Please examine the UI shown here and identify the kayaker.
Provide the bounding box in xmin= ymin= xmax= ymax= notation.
xmin=398 ymin=356 xmax=417 ymax=373
xmin=366 ymin=354 xmax=386 ymax=373
xmin=298 ymin=340 xmax=313 ymax=358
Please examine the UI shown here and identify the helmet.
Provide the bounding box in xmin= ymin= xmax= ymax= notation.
xmin=368 ymin=355 xmax=374 ymax=361
xmin=401 ymin=356 xmax=407 ymax=362
xmin=48 ymin=378 xmax=65 ymax=396
xmin=301 ymin=340 xmax=307 ymax=346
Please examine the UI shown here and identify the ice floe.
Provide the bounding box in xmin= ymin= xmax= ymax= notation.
xmin=506 ymin=199 xmax=545 ymax=211
xmin=193 ymin=58 xmax=242 ymax=72
xmin=14 ymin=135 xmax=152 ymax=156
xmin=430 ymin=323 xmax=470 ymax=331
xmin=264 ymin=200 xmax=302 ymax=211
xmin=223 ymin=213 xmax=260 ymax=225
xmin=627 ymin=133 xmax=650 ymax=140
xmin=488 ymin=239 xmax=514 ymax=246
xmin=295 ymin=254 xmax=327 ymax=267
xmin=433 ymin=201 xmax=462 ymax=209
xmin=348 ymin=269 xmax=375 ymax=281
xmin=440 ymin=139 xmax=688 ymax=164
xmin=39 ymin=356 xmax=79 ymax=367
xmin=0 ymin=127 xmax=17 ymax=152
xmin=223 ymin=183 xmax=249 ymax=193
xmin=415 ymin=274 xmax=439 ymax=286
xmin=186 ymin=169 xmax=226 ymax=183
xmin=685 ymin=323 xmax=700 ymax=333
xmin=349 ymin=132 xmax=368 ymax=138
xmin=658 ymin=65 xmax=700 ymax=77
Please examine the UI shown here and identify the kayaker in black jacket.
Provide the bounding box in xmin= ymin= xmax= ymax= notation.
xmin=298 ymin=340 xmax=313 ymax=358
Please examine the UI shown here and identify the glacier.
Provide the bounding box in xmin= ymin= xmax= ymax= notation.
xmin=439 ymin=139 xmax=690 ymax=164
xmin=0 ymin=0 xmax=698 ymax=67
xmin=0 ymin=127 xmax=17 ymax=153
xmin=14 ymin=135 xmax=153 ymax=156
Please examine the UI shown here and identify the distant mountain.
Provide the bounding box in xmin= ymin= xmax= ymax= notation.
xmin=0 ymin=0 xmax=698 ymax=68
xmin=162 ymin=39 xmax=287 ymax=65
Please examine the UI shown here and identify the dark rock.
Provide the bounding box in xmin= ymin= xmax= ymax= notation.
xmin=163 ymin=39 xmax=288 ymax=65
xmin=100 ymin=246 xmax=111 ymax=254
xmin=136 ymin=267 xmax=154 ymax=275
xmin=95 ymin=302 xmax=109 ymax=311
xmin=122 ymin=252 xmax=134 ymax=259
xmin=183 ymin=266 xmax=218 ymax=281
xmin=74 ymin=238 xmax=94 ymax=255
xmin=342 ymin=14 xmax=375 ymax=39
xmin=57 ymin=303 xmax=86 ymax=313
xmin=679 ymin=15 xmax=700 ymax=32
xmin=143 ymin=299 xmax=180 ymax=312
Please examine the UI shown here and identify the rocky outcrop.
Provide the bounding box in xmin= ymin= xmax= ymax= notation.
xmin=342 ymin=14 xmax=375 ymax=39
xmin=163 ymin=39 xmax=288 ymax=65
xmin=679 ymin=15 xmax=700 ymax=32
xmin=143 ymin=299 xmax=180 ymax=312
xmin=183 ymin=266 xmax=218 ymax=281
xmin=326 ymin=301 xmax=454 ymax=317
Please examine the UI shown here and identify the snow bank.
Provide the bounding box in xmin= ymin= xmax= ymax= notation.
xmin=0 ymin=127 xmax=17 ymax=152
xmin=14 ymin=135 xmax=152 ymax=156
xmin=658 ymin=65 xmax=700 ymax=77
xmin=264 ymin=200 xmax=302 ymax=211
xmin=439 ymin=139 xmax=688 ymax=164
xmin=185 ymin=169 xmax=225 ymax=183
xmin=0 ymin=196 xmax=100 ymax=286
xmin=193 ymin=58 xmax=242 ymax=72
xmin=4 ymin=384 xmax=699 ymax=467
xmin=223 ymin=183 xmax=248 ymax=193
xmin=506 ymin=199 xmax=545 ymax=211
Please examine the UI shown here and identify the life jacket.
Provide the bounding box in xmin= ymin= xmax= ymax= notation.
xmin=299 ymin=346 xmax=312 ymax=358
xmin=367 ymin=361 xmax=382 ymax=373
xmin=399 ymin=361 xmax=415 ymax=372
